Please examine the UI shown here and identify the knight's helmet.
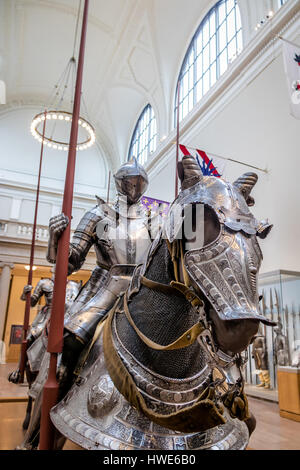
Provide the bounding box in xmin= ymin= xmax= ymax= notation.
xmin=114 ymin=157 xmax=149 ymax=205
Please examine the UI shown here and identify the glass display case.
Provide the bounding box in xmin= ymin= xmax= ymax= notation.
xmin=244 ymin=270 xmax=300 ymax=390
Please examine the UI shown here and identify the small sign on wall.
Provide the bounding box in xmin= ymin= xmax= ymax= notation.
xmin=9 ymin=325 xmax=23 ymax=345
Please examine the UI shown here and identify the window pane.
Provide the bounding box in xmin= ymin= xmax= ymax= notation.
xmin=226 ymin=0 xmax=235 ymax=14
xmin=218 ymin=21 xmax=227 ymax=52
xmin=188 ymin=67 xmax=194 ymax=90
xmin=228 ymin=37 xmax=237 ymax=62
xmin=219 ymin=49 xmax=228 ymax=75
xmin=187 ymin=49 xmax=194 ymax=67
xmin=128 ymin=105 xmax=157 ymax=163
xmin=203 ymin=71 xmax=210 ymax=94
xmin=196 ymin=53 xmax=203 ymax=81
xmin=218 ymin=2 xmax=226 ymax=24
xmin=183 ymin=72 xmax=189 ymax=97
xmin=203 ymin=20 xmax=209 ymax=45
xmin=188 ymin=91 xmax=194 ymax=111
xmin=196 ymin=80 xmax=203 ymax=102
xmin=153 ymin=119 xmax=157 ymax=135
xmin=210 ymin=61 xmax=217 ymax=86
xmin=183 ymin=98 xmax=188 ymax=119
xmin=179 ymin=105 xmax=183 ymax=121
xmin=196 ymin=30 xmax=203 ymax=55
xmin=236 ymin=7 xmax=242 ymax=31
xmin=227 ymin=10 xmax=236 ymax=41
xmin=203 ymin=44 xmax=210 ymax=72
xmin=210 ymin=35 xmax=216 ymax=63
xmin=210 ymin=12 xmax=216 ymax=37
xmin=175 ymin=0 xmax=243 ymax=125
xmin=237 ymin=30 xmax=243 ymax=53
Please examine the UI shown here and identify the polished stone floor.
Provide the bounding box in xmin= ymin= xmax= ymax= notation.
xmin=245 ymin=383 xmax=279 ymax=403
xmin=0 ymin=363 xmax=28 ymax=401
xmin=0 ymin=364 xmax=299 ymax=450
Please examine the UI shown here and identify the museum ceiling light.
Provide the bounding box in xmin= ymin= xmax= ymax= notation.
xmin=24 ymin=265 xmax=37 ymax=271
xmin=31 ymin=110 xmax=95 ymax=151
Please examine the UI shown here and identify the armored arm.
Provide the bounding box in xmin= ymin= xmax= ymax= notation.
xmin=30 ymin=281 xmax=46 ymax=307
xmin=47 ymin=213 xmax=69 ymax=264
xmin=20 ymin=284 xmax=33 ymax=301
xmin=47 ymin=208 xmax=102 ymax=275
xmin=20 ymin=282 xmax=43 ymax=307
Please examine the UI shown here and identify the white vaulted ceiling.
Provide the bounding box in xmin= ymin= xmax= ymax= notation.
xmin=0 ymin=0 xmax=216 ymax=174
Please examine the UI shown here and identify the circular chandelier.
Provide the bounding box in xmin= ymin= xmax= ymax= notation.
xmin=30 ymin=3 xmax=96 ymax=154
xmin=31 ymin=110 xmax=96 ymax=151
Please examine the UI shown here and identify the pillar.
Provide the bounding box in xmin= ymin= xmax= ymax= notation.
xmin=0 ymin=262 xmax=14 ymax=340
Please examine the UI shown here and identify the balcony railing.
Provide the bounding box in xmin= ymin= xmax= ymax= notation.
xmin=0 ymin=220 xmax=50 ymax=243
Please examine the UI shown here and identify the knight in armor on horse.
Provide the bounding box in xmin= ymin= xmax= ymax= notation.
xmin=47 ymin=158 xmax=160 ymax=393
xmin=48 ymin=155 xmax=276 ymax=451
xmin=19 ymin=158 xmax=160 ymax=449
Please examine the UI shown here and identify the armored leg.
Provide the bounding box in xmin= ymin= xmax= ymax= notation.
xmin=18 ymin=388 xmax=43 ymax=449
xmin=22 ymin=396 xmax=33 ymax=431
xmin=7 ymin=335 xmax=35 ymax=384
xmin=57 ymin=331 xmax=86 ymax=400
xmin=262 ymin=370 xmax=271 ymax=389
xmin=256 ymin=371 xmax=265 ymax=387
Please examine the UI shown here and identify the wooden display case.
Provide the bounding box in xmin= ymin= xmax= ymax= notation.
xmin=277 ymin=366 xmax=300 ymax=422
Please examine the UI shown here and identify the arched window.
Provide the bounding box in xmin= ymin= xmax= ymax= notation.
xmin=128 ymin=104 xmax=157 ymax=165
xmin=175 ymin=0 xmax=243 ymax=124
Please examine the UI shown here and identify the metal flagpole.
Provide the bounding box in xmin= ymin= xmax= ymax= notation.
xmin=19 ymin=111 xmax=47 ymax=383
xmin=278 ymin=36 xmax=300 ymax=48
xmin=174 ymin=143 xmax=268 ymax=174
xmin=39 ymin=0 xmax=90 ymax=450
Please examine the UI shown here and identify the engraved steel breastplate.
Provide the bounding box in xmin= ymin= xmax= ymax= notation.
xmin=96 ymin=201 xmax=158 ymax=266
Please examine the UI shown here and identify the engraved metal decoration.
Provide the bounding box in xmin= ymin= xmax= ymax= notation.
xmin=88 ymin=376 xmax=119 ymax=418
xmin=51 ymin=333 xmax=249 ymax=450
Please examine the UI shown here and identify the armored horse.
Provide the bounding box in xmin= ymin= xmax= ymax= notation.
xmin=50 ymin=155 xmax=274 ymax=450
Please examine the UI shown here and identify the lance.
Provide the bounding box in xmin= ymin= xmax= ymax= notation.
xmin=19 ymin=111 xmax=47 ymax=383
xmin=268 ymin=288 xmax=275 ymax=338
xmin=261 ymin=290 xmax=266 ymax=317
xmin=269 ymin=289 xmax=275 ymax=366
xmin=39 ymin=0 xmax=89 ymax=450
xmin=107 ymin=170 xmax=111 ymax=204
xmin=274 ymin=288 xmax=287 ymax=363
xmin=285 ymin=304 xmax=290 ymax=360
xmin=297 ymin=307 xmax=300 ymax=347
xmin=269 ymin=288 xmax=274 ymax=322
xmin=274 ymin=288 xmax=281 ymax=326
xmin=292 ymin=304 xmax=296 ymax=357
xmin=175 ymin=79 xmax=180 ymax=198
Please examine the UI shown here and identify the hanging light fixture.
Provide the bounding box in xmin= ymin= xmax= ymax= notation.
xmin=30 ymin=110 xmax=95 ymax=151
xmin=30 ymin=1 xmax=95 ymax=152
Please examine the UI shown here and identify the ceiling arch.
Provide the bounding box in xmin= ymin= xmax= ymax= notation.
xmin=1 ymin=0 xmax=260 ymax=177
